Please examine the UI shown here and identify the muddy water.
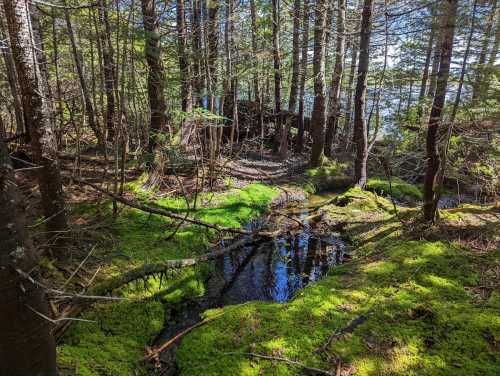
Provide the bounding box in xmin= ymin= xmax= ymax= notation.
xmin=153 ymin=192 xmax=345 ymax=374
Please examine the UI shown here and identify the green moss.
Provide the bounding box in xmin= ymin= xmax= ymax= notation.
xmin=366 ymin=178 xmax=423 ymax=201
xmin=58 ymin=183 xmax=279 ymax=375
xmin=177 ymin=197 xmax=499 ymax=376
xmin=304 ymin=161 xmax=352 ymax=192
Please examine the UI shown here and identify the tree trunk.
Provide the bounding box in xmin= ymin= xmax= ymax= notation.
xmin=142 ymin=0 xmax=168 ymax=151
xmin=3 ymin=0 xmax=68 ymax=256
xmin=342 ymin=6 xmax=360 ymax=149
xmin=250 ymin=0 xmax=260 ymax=103
xmin=423 ymin=0 xmax=458 ymax=222
xmin=324 ymin=0 xmax=346 ymax=158
xmin=353 ymin=0 xmax=373 ymax=188
xmin=309 ymin=0 xmax=328 ymax=167
xmin=296 ymin=0 xmax=310 ymax=153
xmin=207 ymin=0 xmax=219 ymax=112
xmin=0 ymin=17 xmax=24 ymax=137
xmin=450 ymin=0 xmax=477 ymax=122
xmin=177 ymin=0 xmax=192 ymax=113
xmin=63 ymin=1 xmax=103 ymax=147
xmin=416 ymin=7 xmax=436 ymax=122
xmin=98 ymin=0 xmax=117 ymax=142
xmin=0 ymin=138 xmax=56 ymax=375
xmin=288 ymin=0 xmax=301 ymax=113
xmin=272 ymin=0 xmax=282 ymax=151
xmin=191 ymin=0 xmax=204 ymax=107
xmin=471 ymin=0 xmax=497 ymax=104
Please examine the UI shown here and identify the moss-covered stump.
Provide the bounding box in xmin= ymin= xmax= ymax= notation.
xmin=58 ymin=183 xmax=279 ymax=375
xmin=176 ymin=189 xmax=499 ymax=376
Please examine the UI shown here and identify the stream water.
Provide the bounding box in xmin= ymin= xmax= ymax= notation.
xmin=153 ymin=192 xmax=346 ymax=374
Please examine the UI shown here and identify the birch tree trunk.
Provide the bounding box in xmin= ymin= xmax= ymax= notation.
xmin=3 ymin=0 xmax=68 ymax=255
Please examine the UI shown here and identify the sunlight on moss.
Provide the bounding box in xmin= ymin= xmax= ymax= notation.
xmin=58 ymin=183 xmax=279 ymax=375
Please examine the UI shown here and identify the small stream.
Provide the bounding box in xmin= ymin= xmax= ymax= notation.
xmin=153 ymin=192 xmax=346 ymax=374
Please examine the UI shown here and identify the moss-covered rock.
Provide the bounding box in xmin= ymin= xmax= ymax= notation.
xmin=366 ymin=177 xmax=423 ymax=201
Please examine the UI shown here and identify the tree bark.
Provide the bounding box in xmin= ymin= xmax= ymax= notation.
xmin=342 ymin=5 xmax=360 ymax=149
xmin=309 ymin=0 xmax=328 ymax=167
xmin=288 ymin=0 xmax=301 ymax=113
xmin=142 ymin=0 xmax=168 ymax=151
xmin=0 ymin=17 xmax=24 ymax=137
xmin=324 ymin=0 xmax=346 ymax=158
xmin=177 ymin=0 xmax=192 ymax=113
xmin=417 ymin=7 xmax=436 ymax=122
xmin=296 ymin=0 xmax=310 ymax=153
xmin=423 ymin=0 xmax=458 ymax=222
xmin=191 ymin=0 xmax=204 ymax=107
xmin=207 ymin=0 xmax=219 ymax=112
xmin=63 ymin=1 xmax=103 ymax=147
xmin=98 ymin=0 xmax=117 ymax=142
xmin=3 ymin=0 xmax=68 ymax=256
xmin=0 ymin=138 xmax=56 ymax=375
xmin=272 ymin=0 xmax=282 ymax=151
xmin=353 ymin=0 xmax=373 ymax=188
xmin=471 ymin=0 xmax=497 ymax=104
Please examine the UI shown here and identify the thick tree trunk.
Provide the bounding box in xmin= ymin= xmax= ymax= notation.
xmin=63 ymin=1 xmax=103 ymax=147
xmin=324 ymin=0 xmax=346 ymax=158
xmin=423 ymin=0 xmax=458 ymax=222
xmin=353 ymin=0 xmax=373 ymax=188
xmin=309 ymin=0 xmax=328 ymax=167
xmin=296 ymin=0 xmax=310 ymax=153
xmin=288 ymin=0 xmax=301 ymax=113
xmin=98 ymin=0 xmax=117 ymax=142
xmin=3 ymin=0 xmax=68 ymax=256
xmin=142 ymin=0 xmax=168 ymax=151
xmin=0 ymin=139 xmax=56 ymax=375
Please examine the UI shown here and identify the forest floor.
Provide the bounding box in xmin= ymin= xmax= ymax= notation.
xmin=30 ymin=149 xmax=498 ymax=376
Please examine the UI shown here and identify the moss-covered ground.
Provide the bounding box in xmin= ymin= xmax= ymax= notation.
xmin=58 ymin=183 xmax=279 ymax=375
xmin=176 ymin=188 xmax=499 ymax=376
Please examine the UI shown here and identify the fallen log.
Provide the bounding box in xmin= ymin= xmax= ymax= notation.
xmin=74 ymin=177 xmax=253 ymax=236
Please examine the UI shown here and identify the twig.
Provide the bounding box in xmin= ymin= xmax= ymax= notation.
xmin=320 ymin=315 xmax=368 ymax=353
xmin=62 ymin=246 xmax=96 ymax=289
xmin=16 ymin=268 xmax=127 ymax=301
xmin=25 ymin=305 xmax=96 ymax=324
xmin=224 ymin=352 xmax=333 ymax=375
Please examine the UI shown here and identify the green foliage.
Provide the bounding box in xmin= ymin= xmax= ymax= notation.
xmin=366 ymin=177 xmax=423 ymax=201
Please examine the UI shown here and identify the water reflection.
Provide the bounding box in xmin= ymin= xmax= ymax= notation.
xmin=216 ymin=213 xmax=345 ymax=305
